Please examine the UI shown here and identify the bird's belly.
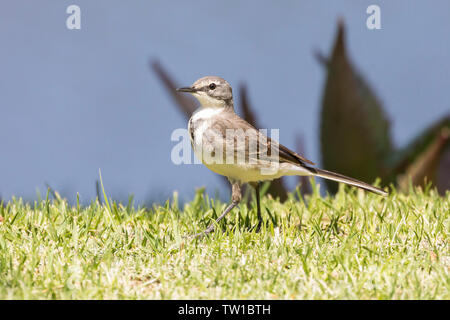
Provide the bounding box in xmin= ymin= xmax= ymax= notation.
xmin=203 ymin=162 xmax=309 ymax=183
xmin=205 ymin=163 xmax=266 ymax=182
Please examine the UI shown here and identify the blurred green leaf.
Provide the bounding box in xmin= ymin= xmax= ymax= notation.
xmin=319 ymin=21 xmax=394 ymax=193
xmin=394 ymin=116 xmax=449 ymax=194
xmin=318 ymin=21 xmax=449 ymax=194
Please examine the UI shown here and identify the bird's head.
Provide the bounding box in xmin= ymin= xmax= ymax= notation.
xmin=177 ymin=76 xmax=233 ymax=108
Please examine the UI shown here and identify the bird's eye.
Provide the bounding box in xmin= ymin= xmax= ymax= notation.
xmin=209 ymin=83 xmax=216 ymax=90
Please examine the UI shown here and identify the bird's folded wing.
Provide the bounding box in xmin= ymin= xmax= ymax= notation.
xmin=208 ymin=112 xmax=315 ymax=167
xmin=268 ymin=137 xmax=315 ymax=166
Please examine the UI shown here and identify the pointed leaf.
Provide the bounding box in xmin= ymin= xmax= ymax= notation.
xmin=319 ymin=21 xmax=393 ymax=193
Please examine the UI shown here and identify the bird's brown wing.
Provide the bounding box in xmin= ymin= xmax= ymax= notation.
xmin=269 ymin=138 xmax=316 ymax=166
xmin=208 ymin=111 xmax=315 ymax=167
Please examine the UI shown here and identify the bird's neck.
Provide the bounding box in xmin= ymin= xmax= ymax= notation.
xmin=197 ymin=96 xmax=234 ymax=111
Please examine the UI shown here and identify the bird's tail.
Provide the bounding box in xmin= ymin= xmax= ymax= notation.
xmin=309 ymin=167 xmax=388 ymax=196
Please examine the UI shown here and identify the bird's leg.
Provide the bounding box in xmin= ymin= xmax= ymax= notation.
xmin=250 ymin=181 xmax=262 ymax=232
xmin=191 ymin=180 xmax=241 ymax=239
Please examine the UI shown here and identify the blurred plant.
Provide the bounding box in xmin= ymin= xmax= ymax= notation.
xmin=317 ymin=20 xmax=449 ymax=195
xmin=394 ymin=117 xmax=449 ymax=193
xmin=153 ymin=19 xmax=449 ymax=199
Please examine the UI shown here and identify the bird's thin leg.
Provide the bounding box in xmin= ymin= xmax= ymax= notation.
xmin=255 ymin=182 xmax=262 ymax=232
xmin=192 ymin=201 xmax=237 ymax=238
xmin=191 ymin=180 xmax=241 ymax=239
xmin=250 ymin=181 xmax=262 ymax=232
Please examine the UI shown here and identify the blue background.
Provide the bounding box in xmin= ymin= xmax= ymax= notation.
xmin=0 ymin=1 xmax=449 ymax=204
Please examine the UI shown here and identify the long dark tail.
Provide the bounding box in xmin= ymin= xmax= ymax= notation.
xmin=309 ymin=167 xmax=388 ymax=196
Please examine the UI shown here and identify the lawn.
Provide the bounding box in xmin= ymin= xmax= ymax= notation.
xmin=0 ymin=182 xmax=448 ymax=299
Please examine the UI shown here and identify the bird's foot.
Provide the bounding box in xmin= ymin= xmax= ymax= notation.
xmin=249 ymin=220 xmax=263 ymax=233
xmin=256 ymin=220 xmax=262 ymax=233
xmin=186 ymin=224 xmax=215 ymax=240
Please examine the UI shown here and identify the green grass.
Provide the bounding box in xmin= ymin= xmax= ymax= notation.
xmin=0 ymin=183 xmax=448 ymax=299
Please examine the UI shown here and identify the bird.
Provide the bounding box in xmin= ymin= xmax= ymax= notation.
xmin=177 ymin=76 xmax=387 ymax=237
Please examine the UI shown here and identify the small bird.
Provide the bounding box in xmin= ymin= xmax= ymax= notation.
xmin=177 ymin=76 xmax=387 ymax=237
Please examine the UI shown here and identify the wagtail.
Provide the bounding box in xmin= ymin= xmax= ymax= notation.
xmin=177 ymin=76 xmax=387 ymax=237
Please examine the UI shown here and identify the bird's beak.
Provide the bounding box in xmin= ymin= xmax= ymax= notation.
xmin=176 ymin=87 xmax=196 ymax=93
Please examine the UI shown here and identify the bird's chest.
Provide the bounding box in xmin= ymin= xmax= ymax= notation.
xmin=188 ymin=108 xmax=224 ymax=153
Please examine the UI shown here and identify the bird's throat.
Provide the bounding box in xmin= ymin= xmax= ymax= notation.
xmin=193 ymin=93 xmax=234 ymax=110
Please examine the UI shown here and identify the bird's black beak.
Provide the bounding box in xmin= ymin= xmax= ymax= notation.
xmin=176 ymin=87 xmax=196 ymax=93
